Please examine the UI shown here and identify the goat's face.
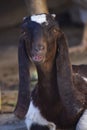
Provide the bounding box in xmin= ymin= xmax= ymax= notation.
xmin=30 ymin=23 xmax=47 ymax=64
xmin=24 ymin=21 xmax=58 ymax=65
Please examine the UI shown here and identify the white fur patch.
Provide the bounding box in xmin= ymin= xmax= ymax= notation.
xmin=82 ymin=76 xmax=87 ymax=82
xmin=31 ymin=14 xmax=47 ymax=24
xmin=76 ymin=109 xmax=87 ymax=130
xmin=25 ymin=101 xmax=56 ymax=130
xmin=75 ymin=73 xmax=87 ymax=82
xmin=31 ymin=14 xmax=56 ymax=24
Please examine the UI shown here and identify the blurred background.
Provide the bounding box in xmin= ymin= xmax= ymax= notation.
xmin=0 ymin=0 xmax=87 ymax=114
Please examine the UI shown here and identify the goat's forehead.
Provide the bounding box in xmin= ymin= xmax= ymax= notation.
xmin=33 ymin=33 xmax=46 ymax=43
xmin=33 ymin=26 xmax=43 ymax=35
xmin=30 ymin=14 xmax=55 ymax=24
xmin=31 ymin=14 xmax=47 ymax=24
xmin=31 ymin=25 xmax=46 ymax=40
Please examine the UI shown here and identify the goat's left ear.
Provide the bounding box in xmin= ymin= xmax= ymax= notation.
xmin=56 ymin=30 xmax=85 ymax=121
xmin=56 ymin=29 xmax=71 ymax=69
xmin=56 ymin=30 xmax=73 ymax=94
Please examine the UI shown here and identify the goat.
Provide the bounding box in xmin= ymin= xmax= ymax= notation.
xmin=14 ymin=14 xmax=87 ymax=130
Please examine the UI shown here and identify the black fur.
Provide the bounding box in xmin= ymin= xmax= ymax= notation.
xmin=30 ymin=124 xmax=49 ymax=130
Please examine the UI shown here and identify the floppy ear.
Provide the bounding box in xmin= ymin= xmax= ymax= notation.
xmin=14 ymin=34 xmax=30 ymax=119
xmin=56 ymin=30 xmax=85 ymax=121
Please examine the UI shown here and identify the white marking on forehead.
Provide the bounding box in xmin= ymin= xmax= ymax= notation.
xmin=31 ymin=14 xmax=47 ymax=24
xmin=25 ymin=101 xmax=56 ymax=130
xmin=30 ymin=14 xmax=56 ymax=25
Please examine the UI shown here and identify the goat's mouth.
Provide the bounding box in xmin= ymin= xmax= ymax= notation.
xmin=32 ymin=55 xmax=45 ymax=63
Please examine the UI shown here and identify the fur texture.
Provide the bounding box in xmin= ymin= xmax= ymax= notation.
xmin=14 ymin=14 xmax=87 ymax=129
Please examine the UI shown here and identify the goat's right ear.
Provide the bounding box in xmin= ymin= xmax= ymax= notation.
xmin=14 ymin=35 xmax=30 ymax=119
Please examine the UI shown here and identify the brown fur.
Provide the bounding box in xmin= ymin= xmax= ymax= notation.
xmin=72 ymin=65 xmax=87 ymax=77
xmin=14 ymin=14 xmax=87 ymax=129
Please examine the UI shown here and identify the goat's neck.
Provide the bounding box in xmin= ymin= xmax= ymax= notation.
xmin=37 ymin=61 xmax=56 ymax=84
xmin=35 ymin=61 xmax=58 ymax=101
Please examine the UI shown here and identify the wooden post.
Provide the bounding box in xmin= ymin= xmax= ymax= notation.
xmin=82 ymin=24 xmax=87 ymax=47
xmin=25 ymin=0 xmax=49 ymax=15
xmin=0 ymin=89 xmax=1 ymax=112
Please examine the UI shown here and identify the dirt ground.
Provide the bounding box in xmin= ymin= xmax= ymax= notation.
xmin=0 ymin=25 xmax=87 ymax=129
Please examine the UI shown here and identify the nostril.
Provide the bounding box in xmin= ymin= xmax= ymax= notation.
xmin=34 ymin=45 xmax=45 ymax=52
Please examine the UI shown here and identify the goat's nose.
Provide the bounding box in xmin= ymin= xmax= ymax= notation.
xmin=34 ymin=45 xmax=45 ymax=52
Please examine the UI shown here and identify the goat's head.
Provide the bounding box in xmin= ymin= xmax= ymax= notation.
xmin=15 ymin=13 xmax=70 ymax=118
xmin=22 ymin=14 xmax=60 ymax=66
